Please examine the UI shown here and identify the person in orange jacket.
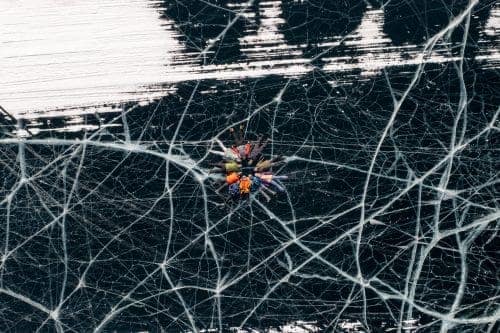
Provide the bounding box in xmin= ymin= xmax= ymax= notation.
xmin=226 ymin=172 xmax=241 ymax=185
xmin=238 ymin=175 xmax=252 ymax=195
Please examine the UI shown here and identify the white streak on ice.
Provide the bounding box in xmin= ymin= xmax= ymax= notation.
xmin=0 ymin=0 xmax=185 ymax=116
xmin=0 ymin=0 xmax=498 ymax=119
xmin=484 ymin=3 xmax=499 ymax=37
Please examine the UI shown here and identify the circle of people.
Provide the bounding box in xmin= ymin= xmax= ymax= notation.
xmin=209 ymin=126 xmax=287 ymax=200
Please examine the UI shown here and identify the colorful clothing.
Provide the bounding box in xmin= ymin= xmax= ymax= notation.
xmin=224 ymin=149 xmax=239 ymax=161
xmin=244 ymin=143 xmax=251 ymax=157
xmin=224 ymin=161 xmax=240 ymax=173
xmin=250 ymin=176 xmax=262 ymax=192
xmin=239 ymin=176 xmax=251 ymax=194
xmin=226 ymin=172 xmax=240 ymax=185
xmin=255 ymin=159 xmax=272 ymax=172
xmin=249 ymin=138 xmax=267 ymax=160
xmin=228 ymin=183 xmax=240 ymax=196
xmin=255 ymin=173 xmax=273 ymax=183
xmin=231 ymin=146 xmax=240 ymax=157
xmin=237 ymin=145 xmax=246 ymax=158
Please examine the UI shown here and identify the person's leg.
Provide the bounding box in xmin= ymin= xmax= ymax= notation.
xmin=270 ymin=180 xmax=285 ymax=192
xmin=208 ymin=167 xmax=224 ymax=174
xmin=255 ymin=139 xmax=269 ymax=159
xmin=215 ymin=138 xmax=227 ymax=151
xmin=239 ymin=124 xmax=245 ymax=142
xmin=209 ymin=149 xmax=225 ymax=157
xmin=261 ymin=185 xmax=276 ymax=196
xmin=231 ymin=125 xmax=244 ymax=146
xmin=235 ymin=134 xmax=243 ymax=146
xmin=259 ymin=138 xmax=269 ymax=151
xmin=215 ymin=181 xmax=228 ymax=195
xmin=248 ymin=148 xmax=259 ymax=162
xmin=270 ymin=155 xmax=284 ymax=164
xmin=250 ymin=146 xmax=263 ymax=161
xmin=259 ymin=190 xmax=271 ymax=202
xmin=230 ymin=127 xmax=241 ymax=146
xmin=254 ymin=135 xmax=265 ymax=148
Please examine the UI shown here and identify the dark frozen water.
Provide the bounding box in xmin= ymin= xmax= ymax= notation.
xmin=0 ymin=1 xmax=499 ymax=332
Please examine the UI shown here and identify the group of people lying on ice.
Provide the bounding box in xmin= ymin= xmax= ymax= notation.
xmin=209 ymin=126 xmax=288 ymax=200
